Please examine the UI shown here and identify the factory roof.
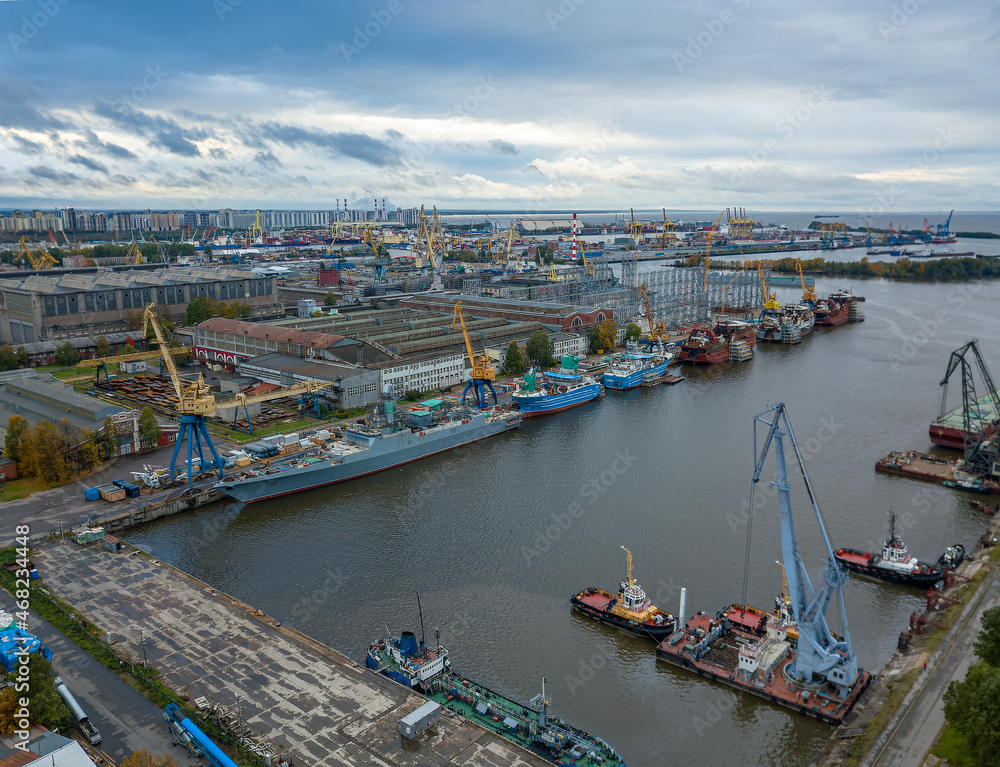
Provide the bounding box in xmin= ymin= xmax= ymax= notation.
xmin=0 ymin=371 xmax=125 ymax=433
xmin=0 ymin=266 xmax=265 ymax=294
xmin=238 ymin=353 xmax=367 ymax=382
xmin=197 ymin=317 xmax=346 ymax=349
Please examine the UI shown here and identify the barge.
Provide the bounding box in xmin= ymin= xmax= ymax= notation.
xmin=875 ymin=449 xmax=1000 ymax=494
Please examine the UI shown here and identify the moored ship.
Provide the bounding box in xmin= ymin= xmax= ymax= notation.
xmin=215 ymin=402 xmax=521 ymax=503
xmin=757 ymin=303 xmax=815 ymax=343
xmin=571 ymin=546 xmax=675 ymax=639
xmin=834 ymin=513 xmax=965 ymax=587
xmin=512 ymin=357 xmax=602 ymax=417
xmin=679 ymin=320 xmax=756 ymax=364
xmin=603 ymin=341 xmax=673 ymax=390
xmin=366 ymin=628 xmax=625 ymax=766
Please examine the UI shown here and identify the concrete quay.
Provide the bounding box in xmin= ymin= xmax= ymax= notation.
xmin=33 ymin=540 xmax=549 ymax=767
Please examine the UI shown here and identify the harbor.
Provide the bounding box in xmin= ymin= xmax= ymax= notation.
xmin=115 ymin=274 xmax=1000 ymax=766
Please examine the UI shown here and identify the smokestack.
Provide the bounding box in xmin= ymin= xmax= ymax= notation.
xmin=572 ymin=213 xmax=577 ymax=261
xmin=678 ymin=587 xmax=688 ymax=632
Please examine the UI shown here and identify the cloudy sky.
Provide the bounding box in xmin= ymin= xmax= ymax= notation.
xmin=1 ymin=0 xmax=998 ymax=212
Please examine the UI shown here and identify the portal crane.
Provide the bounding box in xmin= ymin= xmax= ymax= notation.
xmin=79 ymin=346 xmax=192 ymax=390
xmin=751 ymin=403 xmax=861 ymax=694
xmin=450 ymin=301 xmax=497 ymax=407
xmin=796 ymin=258 xmax=816 ymax=307
xmin=15 ymin=236 xmax=58 ymax=270
xmin=756 ymin=261 xmax=780 ymax=317
xmin=703 ymin=211 xmax=726 ymax=291
xmin=936 ymin=210 xmax=955 ymax=238
xmin=364 ymin=227 xmax=391 ymax=284
xmin=939 ymin=340 xmax=1000 ymax=476
xmin=637 ymin=282 xmax=665 ymax=348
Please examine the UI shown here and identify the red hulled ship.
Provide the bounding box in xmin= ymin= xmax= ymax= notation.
xmin=679 ymin=320 xmax=756 ymax=364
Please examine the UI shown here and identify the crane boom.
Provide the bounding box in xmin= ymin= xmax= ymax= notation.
xmin=449 ymin=301 xmax=497 ymax=407
xmin=233 ymin=379 xmax=335 ymax=408
xmin=79 ymin=347 xmax=191 ymax=368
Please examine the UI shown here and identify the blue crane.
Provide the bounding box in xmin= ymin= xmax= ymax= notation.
xmin=751 ymin=403 xmax=861 ymax=696
xmin=936 ymin=209 xmax=955 ymax=238
xmin=164 ymin=704 xmax=238 ymax=767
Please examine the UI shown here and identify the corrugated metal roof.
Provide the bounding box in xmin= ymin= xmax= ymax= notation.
xmin=199 ymin=317 xmax=345 ymax=348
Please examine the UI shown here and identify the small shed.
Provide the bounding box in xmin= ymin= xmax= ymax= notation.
xmin=100 ymin=535 xmax=124 ymax=553
xmin=75 ymin=527 xmax=106 ymax=545
xmin=399 ymin=701 xmax=440 ymax=740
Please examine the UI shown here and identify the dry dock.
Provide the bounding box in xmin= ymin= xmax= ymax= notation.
xmin=33 ymin=541 xmax=551 ymax=767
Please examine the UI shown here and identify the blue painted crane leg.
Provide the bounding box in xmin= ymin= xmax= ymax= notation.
xmin=486 ymin=380 xmax=497 ymax=406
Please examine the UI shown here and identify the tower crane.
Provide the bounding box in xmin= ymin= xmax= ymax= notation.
xmin=751 ymin=403 xmax=862 ymax=695
xmin=450 ymin=301 xmax=497 ymax=408
xmin=15 ymin=236 xmax=58 ymax=270
xmin=938 ymin=340 xmax=1000 ymax=477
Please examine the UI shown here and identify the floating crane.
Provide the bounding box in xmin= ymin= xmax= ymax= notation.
xmin=751 ymin=403 xmax=862 ymax=694
xmin=450 ymin=301 xmax=497 ymax=408
xmin=15 ymin=235 xmax=58 ymax=270
xmin=938 ymin=340 xmax=1000 ymax=477
xmin=796 ymin=258 xmax=816 ymax=307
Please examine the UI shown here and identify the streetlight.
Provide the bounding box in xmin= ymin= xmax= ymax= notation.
xmin=131 ymin=625 xmax=148 ymax=670
xmin=235 ymin=694 xmax=246 ymax=739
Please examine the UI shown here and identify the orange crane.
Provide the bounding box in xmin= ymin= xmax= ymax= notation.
xmin=450 ymin=301 xmax=497 ymax=407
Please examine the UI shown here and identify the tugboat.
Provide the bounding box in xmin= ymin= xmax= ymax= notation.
xmin=366 ymin=617 xmax=625 ymax=766
xmin=571 ymin=546 xmax=675 ymax=639
xmin=834 ymin=512 xmax=965 ymax=587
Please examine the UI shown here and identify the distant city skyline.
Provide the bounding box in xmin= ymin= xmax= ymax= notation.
xmin=1 ymin=0 xmax=997 ymax=212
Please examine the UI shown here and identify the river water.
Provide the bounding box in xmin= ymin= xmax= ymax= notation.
xmin=126 ymin=272 xmax=1000 ymax=767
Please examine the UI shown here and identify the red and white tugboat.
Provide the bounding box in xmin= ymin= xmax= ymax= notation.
xmin=834 ymin=512 xmax=965 ymax=587
xmin=571 ymin=546 xmax=675 ymax=639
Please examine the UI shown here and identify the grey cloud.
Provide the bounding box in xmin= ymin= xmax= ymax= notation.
xmin=257 ymin=122 xmax=402 ymax=167
xmin=489 ymin=139 xmax=519 ymax=156
xmin=94 ymin=100 xmax=206 ymax=156
xmin=28 ymin=166 xmax=80 ymax=183
xmin=9 ymin=135 xmax=44 ymax=154
xmin=0 ymin=75 xmax=65 ymax=131
xmin=68 ymin=154 xmax=109 ymax=174
xmin=78 ymin=130 xmax=136 ymax=160
xmin=253 ymin=151 xmax=281 ymax=168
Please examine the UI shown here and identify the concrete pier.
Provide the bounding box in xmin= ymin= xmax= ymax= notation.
xmin=34 ymin=541 xmax=549 ymax=767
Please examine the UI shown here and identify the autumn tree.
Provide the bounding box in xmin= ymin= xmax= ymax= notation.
xmin=597 ymin=319 xmax=618 ymax=350
xmin=96 ymin=335 xmax=111 ymax=358
xmin=19 ymin=420 xmax=68 ymax=483
xmin=4 ymin=415 xmax=28 ymax=462
xmin=101 ymin=416 xmax=117 ymax=459
xmin=138 ymin=407 xmax=161 ymax=449
xmin=0 ymin=654 xmax=70 ymax=734
xmin=120 ymin=750 xmax=180 ymax=767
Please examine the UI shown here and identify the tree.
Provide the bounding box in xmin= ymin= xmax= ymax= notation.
xmin=54 ymin=341 xmax=80 ymax=367
xmin=4 ymin=415 xmax=28 ymax=462
xmin=185 ymin=296 xmax=213 ymax=325
xmin=525 ymin=330 xmax=555 ymax=368
xmin=500 ymin=340 xmax=526 ymax=376
xmin=138 ymin=407 xmax=161 ymax=449
xmin=96 ymin=335 xmax=111 ymax=358
xmin=597 ymin=319 xmax=618 ymax=350
xmin=120 ymin=750 xmax=180 ymax=767
xmin=20 ymin=420 xmax=67 ymax=483
xmin=0 ymin=654 xmax=70 ymax=735
xmin=0 ymin=345 xmax=18 ymax=371
xmin=122 ymin=343 xmax=137 ymax=356
xmin=101 ymin=416 xmax=117 ymax=459
xmin=587 ymin=326 xmax=602 ymax=354
xmin=78 ymin=431 xmax=102 ymax=471
xmin=14 ymin=347 xmax=27 ymax=368
xmin=975 ymin=606 xmax=1000 ymax=668
xmin=204 ymin=246 xmax=213 ymax=258
xmin=624 ymin=322 xmax=642 ymax=343
xmin=324 ymin=291 xmax=337 ymax=306
xmin=943 ymin=662 xmax=1000 ymax=767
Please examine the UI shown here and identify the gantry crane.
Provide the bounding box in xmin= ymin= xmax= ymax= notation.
xmin=79 ymin=345 xmax=193 ymax=390
xmin=246 ymin=209 xmax=266 ymax=246
xmin=660 ymin=208 xmax=675 ymax=249
xmin=229 ymin=379 xmax=336 ymax=435
xmin=123 ymin=240 xmax=144 ymax=265
xmin=938 ymin=340 xmax=1000 ymax=477
xmin=15 ymin=236 xmax=58 ymax=270
xmin=450 ymin=301 xmax=497 ymax=408
xmin=751 ymin=403 xmax=861 ymax=695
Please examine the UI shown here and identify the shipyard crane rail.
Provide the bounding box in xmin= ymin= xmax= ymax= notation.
xmin=450 ymin=301 xmax=497 ymax=408
xmin=750 ymin=403 xmax=860 ymax=692
xmin=939 ymin=339 xmax=1000 ymax=476
xmin=15 ymin=235 xmax=58 ymax=270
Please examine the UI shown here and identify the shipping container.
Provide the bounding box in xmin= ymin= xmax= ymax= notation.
xmin=399 ymin=701 xmax=440 ymax=739
xmin=101 ymin=535 xmax=124 ymax=553
xmin=84 ymin=487 xmax=101 ymax=501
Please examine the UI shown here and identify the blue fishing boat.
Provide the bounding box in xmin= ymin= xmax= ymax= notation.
xmin=512 ymin=357 xmax=601 ymax=417
xmin=603 ymin=341 xmax=672 ymax=390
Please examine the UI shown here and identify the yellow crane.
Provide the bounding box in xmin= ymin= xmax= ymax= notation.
xmin=416 ymin=204 xmax=439 ymax=272
xmin=661 ymin=208 xmax=675 ymax=249
xmin=79 ymin=345 xmax=192 ymax=390
xmin=637 ymin=282 xmax=665 ymax=346
xmin=796 ymin=257 xmax=816 ymax=306
xmin=757 ymin=261 xmax=781 ymax=315
xmin=449 ymin=301 xmax=497 ymax=407
xmin=123 ymin=240 xmax=144 ymax=265
xmin=229 ymin=379 xmax=336 ymax=435
xmin=15 ymin=236 xmax=58 ymax=270
xmin=703 ymin=211 xmax=726 ymax=291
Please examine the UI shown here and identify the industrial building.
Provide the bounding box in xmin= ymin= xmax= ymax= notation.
xmin=399 ymin=294 xmax=613 ymax=331
xmin=0 ymin=266 xmax=283 ymax=344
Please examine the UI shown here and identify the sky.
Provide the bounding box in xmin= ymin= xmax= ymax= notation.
xmin=0 ymin=0 xmax=998 ymax=213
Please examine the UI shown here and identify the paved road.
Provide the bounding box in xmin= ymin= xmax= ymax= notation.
xmin=18 ymin=602 xmax=192 ymax=765
xmin=874 ymin=568 xmax=1000 ymax=767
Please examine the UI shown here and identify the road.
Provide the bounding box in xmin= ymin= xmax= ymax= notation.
xmin=873 ymin=568 xmax=1000 ymax=767
xmin=24 ymin=605 xmax=195 ymax=766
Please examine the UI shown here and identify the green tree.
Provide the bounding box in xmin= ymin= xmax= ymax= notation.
xmin=0 ymin=345 xmax=17 ymax=371
xmin=166 ymin=337 xmax=190 ymax=365
xmin=96 ymin=335 xmax=111 ymax=358
xmin=204 ymin=245 xmax=213 ymax=258
xmin=324 ymin=291 xmax=337 ymax=306
xmin=597 ymin=319 xmax=618 ymax=350
xmin=943 ymin=662 xmax=1000 ymax=767
xmin=4 ymin=415 xmax=28 ymax=462
xmin=525 ymin=330 xmax=555 ymax=368
xmin=185 ymin=296 xmax=213 ymax=325
xmin=0 ymin=656 xmax=71 ymax=734
xmin=500 ymin=340 xmax=526 ymax=376
xmin=101 ymin=416 xmax=117 ymax=459
xmin=624 ymin=322 xmax=642 ymax=343
xmin=138 ymin=406 xmax=161 ymax=449
xmin=974 ymin=605 xmax=1000 ymax=668
xmin=587 ymin=326 xmax=602 ymax=354
xmin=54 ymin=341 xmax=80 ymax=366
xmin=14 ymin=347 xmax=27 ymax=368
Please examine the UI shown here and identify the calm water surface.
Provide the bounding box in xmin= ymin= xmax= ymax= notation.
xmin=127 ymin=275 xmax=1000 ymax=767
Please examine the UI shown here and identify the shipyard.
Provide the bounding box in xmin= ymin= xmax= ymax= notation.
xmin=2 ymin=1 xmax=1000 ymax=765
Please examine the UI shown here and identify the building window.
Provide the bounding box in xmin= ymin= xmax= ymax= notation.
xmin=571 ymin=316 xmax=583 ymax=327
xmin=596 ymin=313 xmax=606 ymax=322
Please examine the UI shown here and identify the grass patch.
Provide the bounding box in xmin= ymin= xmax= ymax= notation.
xmin=932 ymin=722 xmax=973 ymax=765
xmin=842 ymin=668 xmax=922 ymax=766
xmin=0 ymin=475 xmax=52 ymax=502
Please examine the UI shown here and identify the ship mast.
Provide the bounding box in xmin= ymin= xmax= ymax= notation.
xmin=416 ymin=592 xmax=426 ymax=654
xmin=621 ymin=545 xmax=634 ymax=588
